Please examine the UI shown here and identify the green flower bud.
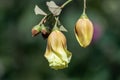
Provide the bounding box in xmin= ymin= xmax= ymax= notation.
xmin=32 ymin=25 xmax=41 ymax=37
xmin=41 ymin=26 xmax=50 ymax=39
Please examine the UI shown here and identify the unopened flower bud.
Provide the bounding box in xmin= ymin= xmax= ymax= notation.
xmin=74 ymin=14 xmax=94 ymax=47
xmin=32 ymin=25 xmax=41 ymax=37
xmin=44 ymin=30 xmax=72 ymax=70
xmin=41 ymin=27 xmax=50 ymax=39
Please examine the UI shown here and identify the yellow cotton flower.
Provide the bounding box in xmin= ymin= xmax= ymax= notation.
xmin=75 ymin=14 xmax=94 ymax=48
xmin=44 ymin=30 xmax=72 ymax=70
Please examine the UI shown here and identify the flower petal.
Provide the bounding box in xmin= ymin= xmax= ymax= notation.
xmin=75 ymin=15 xmax=94 ymax=47
xmin=44 ymin=30 xmax=72 ymax=70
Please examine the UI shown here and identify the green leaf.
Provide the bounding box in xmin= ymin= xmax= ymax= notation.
xmin=46 ymin=1 xmax=62 ymax=16
xmin=34 ymin=5 xmax=47 ymax=15
xmin=59 ymin=25 xmax=68 ymax=32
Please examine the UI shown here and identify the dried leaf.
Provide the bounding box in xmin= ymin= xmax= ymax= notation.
xmin=46 ymin=1 xmax=62 ymax=16
xmin=59 ymin=25 xmax=68 ymax=32
xmin=46 ymin=1 xmax=59 ymax=8
xmin=34 ymin=5 xmax=47 ymax=15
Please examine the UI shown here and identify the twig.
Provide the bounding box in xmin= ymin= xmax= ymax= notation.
xmin=60 ymin=0 xmax=72 ymax=8
xmin=83 ymin=0 xmax=86 ymax=14
xmin=39 ymin=15 xmax=47 ymax=25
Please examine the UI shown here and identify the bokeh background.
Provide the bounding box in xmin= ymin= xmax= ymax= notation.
xmin=0 ymin=0 xmax=120 ymax=80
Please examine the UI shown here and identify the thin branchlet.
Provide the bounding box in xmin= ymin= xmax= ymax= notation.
xmin=60 ymin=0 xmax=72 ymax=8
xmin=83 ymin=0 xmax=86 ymax=14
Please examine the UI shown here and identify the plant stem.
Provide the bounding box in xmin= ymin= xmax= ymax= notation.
xmin=39 ymin=15 xmax=47 ymax=25
xmin=52 ymin=17 xmax=59 ymax=31
xmin=83 ymin=0 xmax=86 ymax=14
xmin=61 ymin=0 xmax=72 ymax=8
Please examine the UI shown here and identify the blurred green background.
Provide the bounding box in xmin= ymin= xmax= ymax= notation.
xmin=0 ymin=0 xmax=120 ymax=80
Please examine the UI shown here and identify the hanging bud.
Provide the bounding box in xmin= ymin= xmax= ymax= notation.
xmin=44 ymin=30 xmax=72 ymax=70
xmin=32 ymin=24 xmax=50 ymax=38
xmin=41 ymin=26 xmax=50 ymax=39
xmin=74 ymin=14 xmax=94 ymax=47
xmin=32 ymin=25 xmax=41 ymax=37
